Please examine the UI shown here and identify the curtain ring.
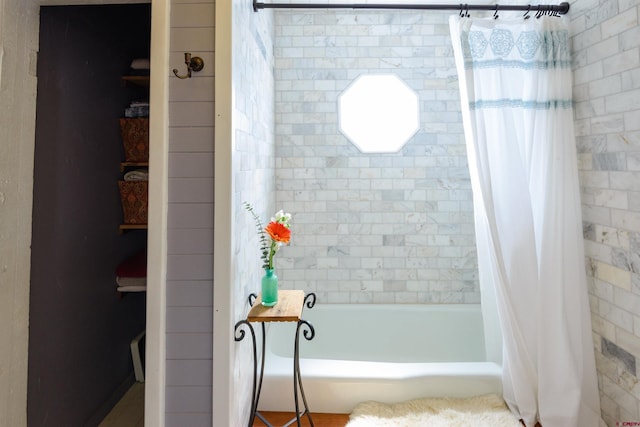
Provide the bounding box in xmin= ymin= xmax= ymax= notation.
xmin=523 ymin=5 xmax=531 ymax=19
xmin=493 ymin=4 xmax=499 ymax=19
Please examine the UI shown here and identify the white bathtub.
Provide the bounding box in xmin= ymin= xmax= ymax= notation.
xmin=257 ymin=303 xmax=502 ymax=414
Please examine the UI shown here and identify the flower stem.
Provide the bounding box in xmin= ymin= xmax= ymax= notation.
xmin=268 ymin=240 xmax=277 ymax=269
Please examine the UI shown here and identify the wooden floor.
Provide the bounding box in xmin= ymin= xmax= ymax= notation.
xmin=98 ymin=382 xmax=144 ymax=427
xmin=253 ymin=412 xmax=350 ymax=427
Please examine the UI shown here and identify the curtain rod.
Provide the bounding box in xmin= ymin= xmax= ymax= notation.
xmin=253 ymin=1 xmax=570 ymax=14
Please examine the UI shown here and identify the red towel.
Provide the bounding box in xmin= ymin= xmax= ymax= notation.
xmin=116 ymin=250 xmax=147 ymax=278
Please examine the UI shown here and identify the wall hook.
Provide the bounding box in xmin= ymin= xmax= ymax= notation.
xmin=173 ymin=52 xmax=204 ymax=79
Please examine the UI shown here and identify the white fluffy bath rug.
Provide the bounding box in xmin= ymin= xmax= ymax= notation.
xmin=346 ymin=394 xmax=521 ymax=427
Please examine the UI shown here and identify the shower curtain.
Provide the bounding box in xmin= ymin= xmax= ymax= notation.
xmin=449 ymin=16 xmax=603 ymax=427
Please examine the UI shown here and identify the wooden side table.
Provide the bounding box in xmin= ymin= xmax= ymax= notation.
xmin=234 ymin=290 xmax=317 ymax=427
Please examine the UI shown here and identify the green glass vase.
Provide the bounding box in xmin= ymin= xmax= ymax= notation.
xmin=261 ymin=268 xmax=278 ymax=306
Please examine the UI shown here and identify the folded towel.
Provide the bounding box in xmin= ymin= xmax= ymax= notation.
xmin=124 ymin=170 xmax=149 ymax=181
xmin=125 ymin=106 xmax=149 ymax=118
xmin=117 ymin=285 xmax=147 ymax=293
xmin=116 ymin=276 xmax=147 ymax=287
xmin=130 ymin=58 xmax=150 ymax=70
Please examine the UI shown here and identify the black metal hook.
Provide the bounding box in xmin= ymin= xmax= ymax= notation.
xmin=523 ymin=5 xmax=531 ymax=19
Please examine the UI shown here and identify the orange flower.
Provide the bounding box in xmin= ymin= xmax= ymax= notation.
xmin=265 ymin=221 xmax=291 ymax=244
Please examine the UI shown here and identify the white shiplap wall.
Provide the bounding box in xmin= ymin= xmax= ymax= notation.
xmin=166 ymin=1 xmax=215 ymax=425
xmin=165 ymin=0 xmax=276 ymax=424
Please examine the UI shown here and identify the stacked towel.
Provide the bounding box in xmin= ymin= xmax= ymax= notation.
xmin=116 ymin=250 xmax=147 ymax=293
xmin=127 ymin=58 xmax=150 ymax=76
xmin=130 ymin=58 xmax=150 ymax=70
xmin=125 ymin=100 xmax=149 ymax=118
xmin=124 ymin=169 xmax=148 ymax=181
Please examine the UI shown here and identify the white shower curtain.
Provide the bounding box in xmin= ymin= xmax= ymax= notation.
xmin=449 ymin=16 xmax=603 ymax=427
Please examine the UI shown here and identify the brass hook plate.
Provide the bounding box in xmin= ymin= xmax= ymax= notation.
xmin=173 ymin=52 xmax=204 ymax=79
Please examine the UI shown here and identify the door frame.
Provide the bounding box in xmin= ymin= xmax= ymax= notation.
xmin=34 ymin=0 xmax=169 ymax=424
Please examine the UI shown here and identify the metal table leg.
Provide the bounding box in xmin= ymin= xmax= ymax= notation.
xmin=235 ymin=292 xmax=317 ymax=427
xmin=293 ymin=319 xmax=315 ymax=426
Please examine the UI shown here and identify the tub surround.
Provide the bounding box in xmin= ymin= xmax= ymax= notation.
xmin=258 ymin=303 xmax=501 ymax=413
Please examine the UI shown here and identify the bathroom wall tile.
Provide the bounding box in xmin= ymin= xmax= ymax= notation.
xmin=612 ymin=247 xmax=639 ymax=272
xmin=585 ymin=240 xmax=615 ymax=265
xmin=612 ymin=209 xmax=640 ymax=232
xmin=585 ymin=0 xmax=620 ymax=28
xmin=614 ymin=288 xmax=640 ymax=321
xmin=593 ymin=189 xmax=629 ymax=209
xmin=620 ymin=25 xmax=640 ymax=52
xmin=602 ymin=374 xmax=640 ymax=420
xmin=624 ymin=111 xmax=640 ymax=133
xmin=587 ymin=37 xmax=619 ymax=64
xmin=621 ymin=68 xmax=640 ymax=92
xmin=601 ymin=304 xmax=634 ymax=338
xmin=574 ymin=62 xmax=604 ymax=86
xmin=591 ymin=116 xmax=625 ymax=137
xmin=592 ymin=312 xmax=617 ymax=342
xmin=582 ymin=204 xmax=612 ymax=225
xmin=596 ymin=261 xmax=632 ymax=290
xmin=629 ymin=193 xmax=640 ymax=212
xmin=603 ymin=13 xmax=636 ymax=40
xmin=616 ymin=327 xmax=640 ymax=361
xmin=274 ymin=9 xmax=478 ymax=305
xmin=594 ymin=224 xmax=631 ymax=248
xmin=610 ymin=171 xmax=640 ymax=191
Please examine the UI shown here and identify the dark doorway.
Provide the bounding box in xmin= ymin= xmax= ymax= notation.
xmin=29 ymin=4 xmax=150 ymax=425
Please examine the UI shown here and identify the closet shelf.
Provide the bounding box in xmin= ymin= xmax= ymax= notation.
xmin=119 ymin=224 xmax=147 ymax=232
xmin=121 ymin=75 xmax=150 ymax=87
xmin=120 ymin=161 xmax=149 ymax=172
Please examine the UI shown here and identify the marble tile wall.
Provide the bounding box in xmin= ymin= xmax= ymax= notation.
xmin=273 ymin=10 xmax=479 ymax=304
xmin=569 ymin=0 xmax=640 ymax=423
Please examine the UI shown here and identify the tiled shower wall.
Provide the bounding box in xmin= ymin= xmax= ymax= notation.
xmin=274 ymin=11 xmax=479 ymax=304
xmin=231 ymin=1 xmax=276 ymax=426
xmin=569 ymin=0 xmax=640 ymax=424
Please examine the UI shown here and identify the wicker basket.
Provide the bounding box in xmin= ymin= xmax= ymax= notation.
xmin=119 ymin=118 xmax=149 ymax=162
xmin=118 ymin=181 xmax=148 ymax=224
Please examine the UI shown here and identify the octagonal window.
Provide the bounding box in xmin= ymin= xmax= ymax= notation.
xmin=338 ymin=74 xmax=420 ymax=153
